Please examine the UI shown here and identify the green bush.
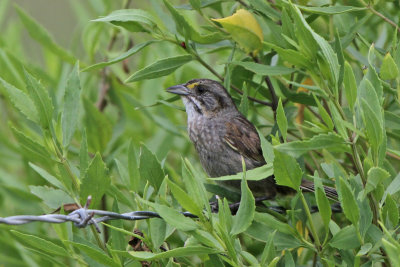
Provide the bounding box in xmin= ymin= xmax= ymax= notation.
xmin=0 ymin=0 xmax=400 ymax=266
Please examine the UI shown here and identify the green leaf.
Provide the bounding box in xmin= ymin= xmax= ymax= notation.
xmin=151 ymin=202 xmax=198 ymax=232
xmin=257 ymin=129 xmax=274 ymax=163
xmin=357 ymin=243 xmax=372 ymax=256
xmin=334 ymin=30 xmax=345 ymax=89
xmin=166 ymin=178 xmax=203 ymax=218
xmin=254 ymin=212 xmax=295 ymax=235
xmin=260 ymin=231 xmax=276 ymax=266
xmin=343 ymin=61 xmax=357 ymax=111
xmin=11 ymin=230 xmax=68 ymax=257
xmin=316 ymin=187 xmax=331 ymax=228
xmin=192 ymin=230 xmax=224 ymax=251
xmin=312 ymin=94 xmax=334 ymax=130
xmin=11 ymin=127 xmax=52 ymax=162
xmin=380 ymin=53 xmax=399 ymax=80
xmin=125 ymin=55 xmax=193 ymax=82
xmin=365 ymin=167 xmax=390 ymax=195
xmin=79 ymin=129 xmax=89 ymax=179
xmin=294 ymin=4 xmax=366 ymax=14
xmin=382 ymin=239 xmax=400 ymax=267
xmin=115 ymin=159 xmax=130 ymax=186
xmin=250 ymin=0 xmax=280 ymax=21
xmin=80 ymin=153 xmax=110 ymax=207
xmin=139 ymin=144 xmax=165 ymax=191
xmin=150 ymin=218 xmax=167 ymax=249
xmin=264 ymin=42 xmax=313 ymax=69
xmin=0 ymin=77 xmax=39 ymax=122
xmin=64 ymin=241 xmax=119 ymax=267
xmin=275 ymin=133 xmax=348 ymax=158
xmin=82 ymin=41 xmax=157 ymax=72
xmin=383 ymin=194 xmax=399 ymax=227
xmin=24 ymin=69 xmax=54 ymax=130
xmin=62 ymin=62 xmax=81 ymax=149
xmin=338 ymin=177 xmax=359 ymax=225
xmin=273 ymin=149 xmax=302 ymax=190
xmin=117 ymin=246 xmax=219 ymax=260
xmin=189 ymin=0 xmax=201 ymax=10
xmin=385 ymin=111 xmax=400 ymax=130
xmin=128 ymin=141 xmax=140 ymax=191
xmin=92 ymin=9 xmax=158 ymax=33
xmin=313 ymin=175 xmax=331 ymax=230
xmin=284 ymin=251 xmax=295 ymax=267
xmin=358 ymin=78 xmax=382 ymax=121
xmin=109 ymin=200 xmax=126 ymax=251
xmin=366 ymin=44 xmax=383 ymax=100
xmin=231 ymin=160 xmax=255 ymax=235
xmin=361 ymin=99 xmax=383 ymax=154
xmin=209 ymin=163 xmax=273 ymax=181
xmin=182 ymin=159 xmax=210 ymax=215
xmin=383 ymin=173 xmax=400 ymax=203
xmin=276 ymin=98 xmax=287 ymax=141
xmin=289 ymin=3 xmax=339 ymax=87
xmin=15 ymin=5 xmax=76 ymax=64
xmin=164 ymin=0 xmax=226 ymax=44
xmin=82 ymin=98 xmax=112 ymax=152
xmin=29 ymin=163 xmax=64 ymax=189
xmin=29 ymin=185 xmax=74 ymax=209
xmin=231 ymin=61 xmax=295 ymax=76
xmin=329 ymin=225 xmax=361 ymax=249
xmin=239 ymin=83 xmax=248 ymax=116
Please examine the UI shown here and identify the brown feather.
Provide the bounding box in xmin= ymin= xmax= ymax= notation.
xmin=224 ymin=116 xmax=265 ymax=163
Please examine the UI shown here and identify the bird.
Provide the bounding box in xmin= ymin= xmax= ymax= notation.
xmin=166 ymin=78 xmax=337 ymax=200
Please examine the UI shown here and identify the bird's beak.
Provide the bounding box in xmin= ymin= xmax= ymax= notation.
xmin=166 ymin=84 xmax=190 ymax=96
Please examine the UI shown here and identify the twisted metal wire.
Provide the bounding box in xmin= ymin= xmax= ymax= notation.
xmin=0 ymin=196 xmax=341 ymax=232
xmin=0 ymin=196 xmax=196 ymax=233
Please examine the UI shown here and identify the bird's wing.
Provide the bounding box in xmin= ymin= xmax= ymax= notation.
xmin=224 ymin=116 xmax=265 ymax=163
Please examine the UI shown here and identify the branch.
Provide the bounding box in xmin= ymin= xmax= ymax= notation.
xmin=368 ymin=6 xmax=400 ymax=34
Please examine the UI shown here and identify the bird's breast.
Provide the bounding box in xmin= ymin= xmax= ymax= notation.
xmin=187 ymin=116 xmax=243 ymax=177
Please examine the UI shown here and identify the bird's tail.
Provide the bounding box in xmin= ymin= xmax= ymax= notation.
xmin=300 ymin=179 xmax=338 ymax=200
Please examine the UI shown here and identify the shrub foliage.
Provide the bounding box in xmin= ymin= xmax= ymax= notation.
xmin=0 ymin=0 xmax=400 ymax=266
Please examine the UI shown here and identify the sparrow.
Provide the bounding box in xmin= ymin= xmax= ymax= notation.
xmin=167 ymin=79 xmax=337 ymax=199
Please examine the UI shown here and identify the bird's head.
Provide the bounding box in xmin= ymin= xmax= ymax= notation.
xmin=166 ymin=79 xmax=236 ymax=118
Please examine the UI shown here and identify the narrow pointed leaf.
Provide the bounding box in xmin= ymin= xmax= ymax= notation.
xmin=0 ymin=77 xmax=38 ymax=122
xmin=343 ymin=61 xmax=357 ymax=111
xmin=126 ymin=55 xmax=193 ymax=82
xmin=62 ymin=62 xmax=81 ymax=148
xmin=24 ymin=70 xmax=54 ymax=130
xmin=338 ymin=177 xmax=359 ymax=225
xmin=231 ymin=159 xmax=255 ymax=235
xmin=276 ymin=98 xmax=287 ymax=140
xmin=80 ymin=153 xmax=110 ymax=207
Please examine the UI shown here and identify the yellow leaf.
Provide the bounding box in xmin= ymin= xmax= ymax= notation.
xmin=212 ymin=9 xmax=263 ymax=54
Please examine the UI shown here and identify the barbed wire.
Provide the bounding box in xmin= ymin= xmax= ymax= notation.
xmin=0 ymin=196 xmax=196 ymax=233
xmin=0 ymin=196 xmax=342 ymax=232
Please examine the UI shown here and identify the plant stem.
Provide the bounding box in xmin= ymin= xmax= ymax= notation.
xmin=332 ymin=99 xmax=380 ymax=225
xmin=368 ymin=6 xmax=400 ymax=34
xmin=299 ymin=192 xmax=329 ymax=267
xmin=299 ymin=192 xmax=321 ymax=249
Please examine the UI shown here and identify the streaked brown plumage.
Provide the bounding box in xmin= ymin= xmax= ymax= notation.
xmin=167 ymin=79 xmax=337 ymax=199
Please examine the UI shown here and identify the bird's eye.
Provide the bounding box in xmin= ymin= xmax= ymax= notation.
xmin=196 ymin=85 xmax=206 ymax=94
